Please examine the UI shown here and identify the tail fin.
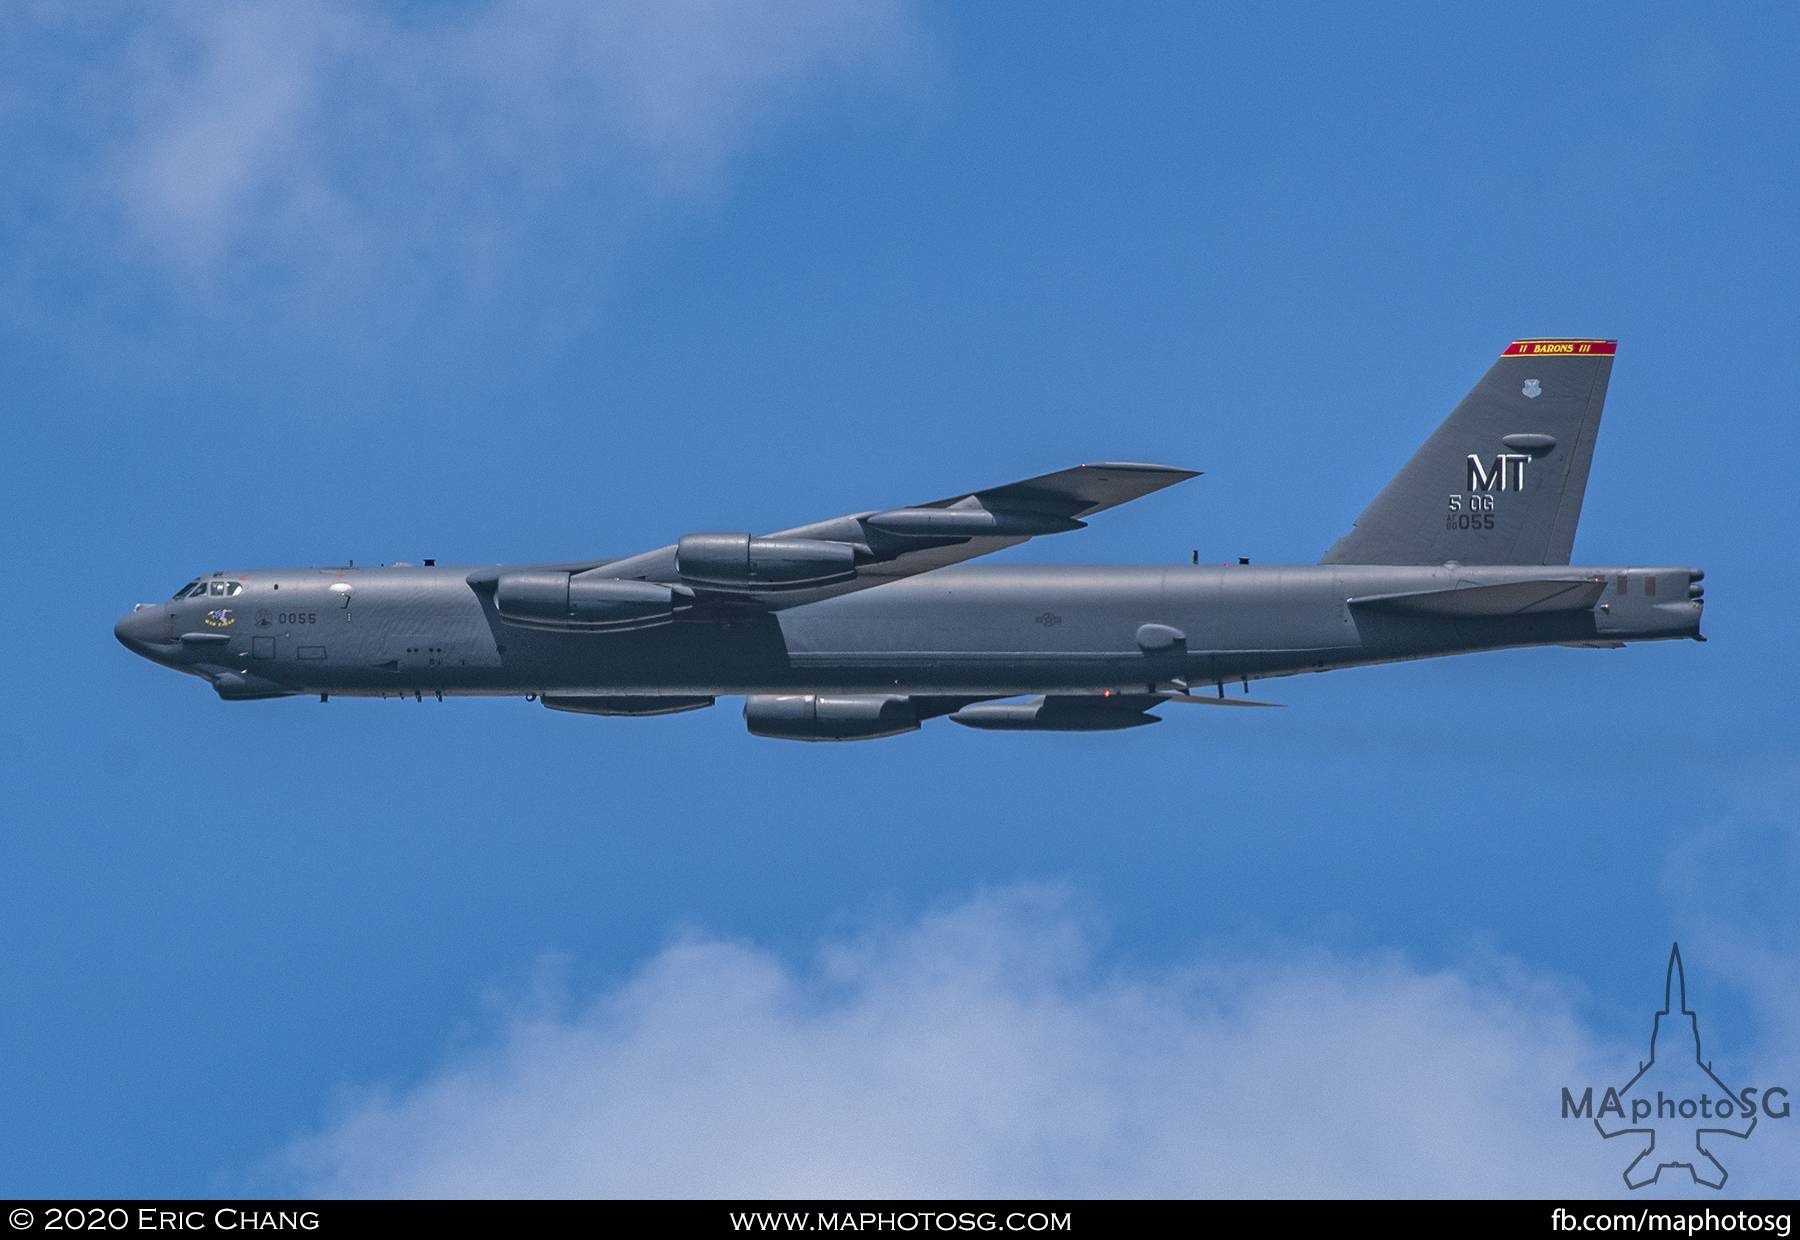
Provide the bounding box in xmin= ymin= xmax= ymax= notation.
xmin=1321 ymin=339 xmax=1614 ymax=565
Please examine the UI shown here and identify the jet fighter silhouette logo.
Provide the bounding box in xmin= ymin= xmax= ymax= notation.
xmin=1595 ymin=944 xmax=1756 ymax=1189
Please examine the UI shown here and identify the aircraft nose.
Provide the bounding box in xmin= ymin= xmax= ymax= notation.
xmin=114 ymin=606 xmax=165 ymax=658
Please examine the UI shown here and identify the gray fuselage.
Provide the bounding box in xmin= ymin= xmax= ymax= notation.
xmin=115 ymin=561 xmax=1704 ymax=701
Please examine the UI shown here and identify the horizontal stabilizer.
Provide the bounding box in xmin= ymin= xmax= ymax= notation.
xmin=1348 ymin=578 xmax=1605 ymax=617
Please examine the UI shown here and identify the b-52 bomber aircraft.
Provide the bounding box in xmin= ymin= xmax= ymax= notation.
xmin=116 ymin=339 xmax=1703 ymax=741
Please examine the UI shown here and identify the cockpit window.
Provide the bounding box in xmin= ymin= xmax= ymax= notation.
xmin=171 ymin=578 xmax=240 ymax=599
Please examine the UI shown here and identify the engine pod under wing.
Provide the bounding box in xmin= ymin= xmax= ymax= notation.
xmin=495 ymin=573 xmax=692 ymax=631
xmin=743 ymin=694 xmax=919 ymax=741
xmin=676 ymin=534 xmax=859 ymax=593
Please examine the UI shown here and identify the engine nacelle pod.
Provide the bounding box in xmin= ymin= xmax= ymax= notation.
xmin=677 ymin=533 xmax=858 ymax=592
xmin=743 ymin=694 xmax=919 ymax=742
xmin=494 ymin=573 xmax=687 ymax=631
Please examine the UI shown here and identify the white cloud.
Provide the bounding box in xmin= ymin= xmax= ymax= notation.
xmin=10 ymin=2 xmax=921 ymax=322
xmin=276 ymin=885 xmax=1780 ymax=1199
xmin=121 ymin=6 xmax=344 ymax=266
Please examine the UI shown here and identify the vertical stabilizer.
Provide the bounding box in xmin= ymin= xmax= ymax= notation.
xmin=1321 ymin=339 xmax=1614 ymax=565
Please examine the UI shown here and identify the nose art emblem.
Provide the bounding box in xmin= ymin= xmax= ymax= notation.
xmin=204 ymin=608 xmax=236 ymax=629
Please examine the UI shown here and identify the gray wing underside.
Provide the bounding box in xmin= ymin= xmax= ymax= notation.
xmin=579 ymin=461 xmax=1199 ymax=608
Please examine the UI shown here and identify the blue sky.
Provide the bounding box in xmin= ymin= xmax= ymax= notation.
xmin=3 ymin=2 xmax=1796 ymax=1197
